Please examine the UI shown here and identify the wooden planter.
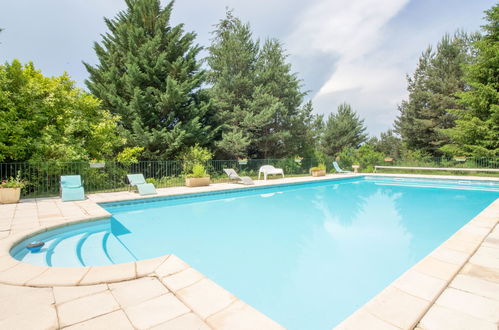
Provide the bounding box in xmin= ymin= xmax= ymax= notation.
xmin=0 ymin=187 xmax=21 ymax=204
xmin=311 ymin=169 xmax=326 ymax=177
xmin=185 ymin=177 xmax=210 ymax=187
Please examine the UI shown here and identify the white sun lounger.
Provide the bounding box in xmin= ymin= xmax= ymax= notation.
xmin=258 ymin=165 xmax=284 ymax=181
xmin=224 ymin=169 xmax=254 ymax=185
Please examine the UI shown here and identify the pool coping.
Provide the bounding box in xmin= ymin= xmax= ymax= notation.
xmin=0 ymin=173 xmax=498 ymax=329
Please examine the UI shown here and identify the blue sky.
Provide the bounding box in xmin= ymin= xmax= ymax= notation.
xmin=0 ymin=0 xmax=495 ymax=135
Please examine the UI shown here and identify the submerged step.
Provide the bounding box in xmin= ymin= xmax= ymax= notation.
xmin=48 ymin=233 xmax=87 ymax=267
xmin=104 ymin=233 xmax=137 ymax=264
xmin=80 ymin=231 xmax=114 ymax=266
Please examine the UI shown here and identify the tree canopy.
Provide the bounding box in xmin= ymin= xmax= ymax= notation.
xmin=440 ymin=5 xmax=499 ymax=157
xmin=207 ymin=11 xmax=318 ymax=159
xmin=395 ymin=33 xmax=474 ymax=156
xmin=0 ymin=60 xmax=123 ymax=162
xmin=85 ymin=0 xmax=212 ymax=160
xmin=321 ymin=103 xmax=367 ymax=157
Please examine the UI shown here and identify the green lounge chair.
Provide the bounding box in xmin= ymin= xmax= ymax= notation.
xmin=127 ymin=174 xmax=156 ymax=195
xmin=333 ymin=161 xmax=352 ymax=173
xmin=60 ymin=175 xmax=85 ymax=201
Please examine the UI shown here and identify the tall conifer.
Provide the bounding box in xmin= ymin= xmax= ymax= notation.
xmin=395 ymin=33 xmax=473 ymax=155
xmin=84 ymin=0 xmax=211 ymax=159
xmin=441 ymin=5 xmax=499 ymax=157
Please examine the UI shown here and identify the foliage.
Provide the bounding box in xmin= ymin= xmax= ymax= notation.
xmin=321 ymin=103 xmax=367 ymax=156
xmin=310 ymin=163 xmax=326 ymax=171
xmin=440 ymin=5 xmax=499 ymax=157
xmin=187 ymin=163 xmax=208 ymax=178
xmin=116 ymin=147 xmax=144 ymax=164
xmin=207 ymin=11 xmax=318 ymax=159
xmin=0 ymin=60 xmax=124 ymax=162
xmin=1 ymin=171 xmax=27 ymax=189
xmin=395 ymin=32 xmax=475 ymax=155
xmin=274 ymin=158 xmax=303 ymax=175
xmin=145 ymin=176 xmax=182 ymax=186
xmin=85 ymin=0 xmax=213 ymax=160
xmin=369 ymin=129 xmax=404 ymax=159
xmin=180 ymin=144 xmax=212 ymax=174
xmin=337 ymin=145 xmax=385 ymax=172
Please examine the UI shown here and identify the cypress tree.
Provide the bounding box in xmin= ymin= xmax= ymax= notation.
xmin=84 ymin=0 xmax=212 ymax=160
xmin=395 ymin=33 xmax=474 ymax=155
xmin=440 ymin=5 xmax=499 ymax=157
xmin=321 ymin=103 xmax=367 ymax=157
xmin=207 ymin=11 xmax=315 ymax=159
xmin=250 ymin=39 xmax=309 ymax=158
xmin=206 ymin=10 xmax=258 ymax=158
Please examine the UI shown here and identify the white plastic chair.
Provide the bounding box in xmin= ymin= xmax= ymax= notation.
xmin=258 ymin=165 xmax=284 ymax=181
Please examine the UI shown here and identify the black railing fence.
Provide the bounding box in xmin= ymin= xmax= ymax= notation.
xmin=0 ymin=158 xmax=322 ymax=198
xmin=1 ymin=157 xmax=497 ymax=198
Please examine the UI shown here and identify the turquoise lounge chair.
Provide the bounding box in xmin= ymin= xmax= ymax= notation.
xmin=127 ymin=174 xmax=156 ymax=195
xmin=333 ymin=161 xmax=352 ymax=173
xmin=60 ymin=175 xmax=85 ymax=201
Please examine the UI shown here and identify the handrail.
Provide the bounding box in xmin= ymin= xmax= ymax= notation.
xmin=374 ymin=165 xmax=499 ymax=173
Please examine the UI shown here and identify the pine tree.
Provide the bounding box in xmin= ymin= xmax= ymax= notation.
xmin=84 ymin=0 xmax=212 ymax=160
xmin=369 ymin=129 xmax=403 ymax=159
xmin=249 ymin=39 xmax=309 ymax=158
xmin=440 ymin=5 xmax=499 ymax=157
xmin=321 ymin=103 xmax=367 ymax=156
xmin=395 ymin=33 xmax=474 ymax=155
xmin=207 ymin=11 xmax=314 ymax=159
xmin=206 ymin=10 xmax=258 ymax=158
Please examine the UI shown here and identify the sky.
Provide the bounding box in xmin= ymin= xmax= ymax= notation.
xmin=0 ymin=0 xmax=495 ymax=135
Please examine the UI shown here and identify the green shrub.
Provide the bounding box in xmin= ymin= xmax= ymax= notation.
xmin=187 ymin=163 xmax=208 ymax=178
xmin=116 ymin=147 xmax=144 ymax=164
xmin=310 ymin=163 xmax=326 ymax=172
xmin=337 ymin=145 xmax=384 ymax=172
xmin=180 ymin=145 xmax=212 ymax=174
xmin=1 ymin=171 xmax=27 ymax=189
xmin=275 ymin=158 xmax=303 ymax=175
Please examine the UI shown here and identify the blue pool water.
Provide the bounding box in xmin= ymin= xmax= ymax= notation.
xmin=12 ymin=176 xmax=499 ymax=328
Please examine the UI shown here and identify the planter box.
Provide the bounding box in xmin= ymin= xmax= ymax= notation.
xmin=89 ymin=162 xmax=105 ymax=168
xmin=185 ymin=177 xmax=210 ymax=187
xmin=311 ymin=169 xmax=326 ymax=177
xmin=0 ymin=187 xmax=21 ymax=204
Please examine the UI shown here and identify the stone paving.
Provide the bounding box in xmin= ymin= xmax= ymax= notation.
xmin=0 ymin=174 xmax=497 ymax=329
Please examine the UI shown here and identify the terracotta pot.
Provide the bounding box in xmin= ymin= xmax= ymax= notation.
xmin=0 ymin=187 xmax=21 ymax=204
xmin=185 ymin=177 xmax=210 ymax=187
xmin=311 ymin=169 xmax=326 ymax=177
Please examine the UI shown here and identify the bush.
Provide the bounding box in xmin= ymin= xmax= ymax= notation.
xmin=116 ymin=147 xmax=144 ymax=164
xmin=337 ymin=145 xmax=385 ymax=172
xmin=180 ymin=145 xmax=212 ymax=174
xmin=187 ymin=163 xmax=208 ymax=178
xmin=310 ymin=163 xmax=326 ymax=171
xmin=1 ymin=171 xmax=26 ymax=189
xmin=275 ymin=158 xmax=303 ymax=175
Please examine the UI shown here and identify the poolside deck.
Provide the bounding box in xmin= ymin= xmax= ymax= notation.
xmin=0 ymin=174 xmax=497 ymax=329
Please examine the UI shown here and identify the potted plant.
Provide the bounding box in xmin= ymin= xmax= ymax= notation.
xmin=310 ymin=163 xmax=326 ymax=177
xmin=185 ymin=163 xmax=210 ymax=187
xmin=0 ymin=173 xmax=27 ymax=204
xmin=89 ymin=158 xmax=106 ymax=168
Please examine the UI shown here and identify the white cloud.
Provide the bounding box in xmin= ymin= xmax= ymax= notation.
xmin=286 ymin=0 xmax=410 ymax=134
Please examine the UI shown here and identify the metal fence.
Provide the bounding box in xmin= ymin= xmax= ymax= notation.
xmin=1 ymin=157 xmax=497 ymax=198
xmin=0 ymin=159 xmax=324 ymax=198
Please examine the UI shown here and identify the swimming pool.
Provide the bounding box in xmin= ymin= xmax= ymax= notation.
xmin=11 ymin=176 xmax=499 ymax=328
